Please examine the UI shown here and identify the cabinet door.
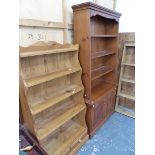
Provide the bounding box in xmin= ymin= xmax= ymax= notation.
xmin=92 ymin=97 xmax=107 ymax=128
xmin=107 ymin=88 xmax=116 ymax=115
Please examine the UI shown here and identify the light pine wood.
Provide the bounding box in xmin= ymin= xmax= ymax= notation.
xmin=121 ymin=78 xmax=135 ymax=84
xmin=31 ymin=85 xmax=83 ymax=115
xmin=20 ymin=41 xmax=88 ymax=154
xmin=115 ymin=42 xmax=135 ymax=118
xmin=20 ymin=45 xmax=78 ymax=57
xmin=24 ymin=67 xmax=81 ymax=87
xmin=37 ymin=104 xmax=85 ymax=141
xmin=119 ymin=93 xmax=135 ymax=100
xmin=41 ymin=120 xmax=88 ymax=155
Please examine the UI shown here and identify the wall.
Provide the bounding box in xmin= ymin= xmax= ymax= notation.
xmin=116 ymin=0 xmax=136 ymax=32
xmin=19 ymin=0 xmax=115 ymax=47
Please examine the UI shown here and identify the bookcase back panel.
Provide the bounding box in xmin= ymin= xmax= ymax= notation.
xmin=91 ymin=72 xmax=116 ymax=87
xmin=21 ymin=52 xmax=80 ymax=80
xmin=122 ymin=66 xmax=135 ymax=81
xmin=120 ymin=82 xmax=135 ymax=97
xmin=91 ymin=15 xmax=118 ymax=35
xmin=118 ymin=96 xmax=135 ymax=110
xmin=123 ymin=46 xmax=135 ymax=64
xmin=91 ymin=38 xmax=117 ymax=53
xmin=21 ymin=56 xmax=46 ymax=79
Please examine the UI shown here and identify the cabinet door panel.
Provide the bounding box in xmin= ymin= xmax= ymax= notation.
xmin=107 ymin=89 xmax=116 ymax=115
xmin=92 ymin=97 xmax=107 ymax=128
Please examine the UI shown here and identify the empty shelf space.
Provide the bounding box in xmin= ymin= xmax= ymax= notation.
xmin=118 ymin=93 xmax=135 ymax=100
xmin=92 ymin=82 xmax=115 ymax=101
xmin=91 ymin=35 xmax=117 ymax=38
xmin=121 ymin=78 xmax=135 ymax=84
xmin=122 ymin=63 xmax=135 ymax=67
xmin=20 ymin=45 xmax=79 ymax=57
xmin=42 ymin=120 xmax=87 ymax=155
xmin=91 ymin=51 xmax=115 ymax=59
xmin=36 ymin=104 xmax=85 ymax=141
xmin=91 ymin=66 xmax=113 ymax=81
xmin=24 ymin=67 xmax=81 ymax=87
xmin=31 ymin=85 xmax=83 ymax=115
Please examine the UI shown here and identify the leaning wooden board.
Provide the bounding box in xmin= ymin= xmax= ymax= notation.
xmin=20 ymin=41 xmax=88 ymax=155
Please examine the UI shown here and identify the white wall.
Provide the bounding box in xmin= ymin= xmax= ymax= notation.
xmin=116 ymin=0 xmax=135 ymax=32
xmin=19 ymin=0 xmax=115 ymax=46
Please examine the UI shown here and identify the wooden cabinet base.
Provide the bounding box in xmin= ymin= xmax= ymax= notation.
xmin=89 ymin=111 xmax=114 ymax=138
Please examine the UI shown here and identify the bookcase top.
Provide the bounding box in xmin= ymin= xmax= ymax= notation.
xmin=72 ymin=2 xmax=121 ymax=21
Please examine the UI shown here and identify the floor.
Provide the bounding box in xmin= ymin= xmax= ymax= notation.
xmin=76 ymin=112 xmax=135 ymax=155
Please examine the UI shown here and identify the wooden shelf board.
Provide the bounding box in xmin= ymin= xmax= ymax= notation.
xmin=20 ymin=45 xmax=79 ymax=57
xmin=91 ymin=66 xmax=113 ymax=81
xmin=91 ymin=34 xmax=117 ymax=38
xmin=91 ymin=51 xmax=115 ymax=59
xmin=25 ymin=67 xmax=81 ymax=87
xmin=37 ymin=104 xmax=85 ymax=141
xmin=122 ymin=63 xmax=135 ymax=67
xmin=125 ymin=43 xmax=135 ymax=47
xmin=92 ymin=82 xmax=115 ymax=101
xmin=121 ymin=78 xmax=135 ymax=84
xmin=42 ymin=120 xmax=87 ymax=155
xmin=31 ymin=85 xmax=83 ymax=115
xmin=118 ymin=93 xmax=135 ymax=100
xmin=115 ymin=105 xmax=135 ymax=118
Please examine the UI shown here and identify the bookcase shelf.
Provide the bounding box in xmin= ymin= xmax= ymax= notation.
xmin=41 ymin=120 xmax=88 ymax=155
xmin=92 ymin=82 xmax=115 ymax=101
xmin=24 ymin=67 xmax=81 ymax=87
xmin=31 ymin=85 xmax=83 ymax=115
xmin=20 ymin=44 xmax=79 ymax=57
xmin=91 ymin=35 xmax=117 ymax=38
xmin=91 ymin=51 xmax=115 ymax=59
xmin=72 ymin=2 xmax=121 ymax=137
xmin=20 ymin=41 xmax=88 ymax=154
xmin=91 ymin=66 xmax=113 ymax=81
xmin=37 ymin=103 xmax=85 ymax=141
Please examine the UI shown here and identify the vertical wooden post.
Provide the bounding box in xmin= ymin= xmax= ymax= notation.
xmin=113 ymin=0 xmax=117 ymax=10
xmin=62 ymin=0 xmax=68 ymax=44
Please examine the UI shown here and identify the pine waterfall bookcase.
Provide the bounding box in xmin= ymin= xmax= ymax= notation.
xmin=72 ymin=2 xmax=121 ymax=137
xmin=19 ymin=41 xmax=88 ymax=155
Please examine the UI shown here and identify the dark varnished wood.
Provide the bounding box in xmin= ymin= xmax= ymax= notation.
xmin=72 ymin=2 xmax=121 ymax=137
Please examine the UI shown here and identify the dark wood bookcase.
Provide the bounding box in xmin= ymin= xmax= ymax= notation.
xmin=72 ymin=2 xmax=121 ymax=137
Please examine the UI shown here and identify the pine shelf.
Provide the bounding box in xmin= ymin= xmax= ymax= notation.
xmin=118 ymin=93 xmax=135 ymax=100
xmin=25 ymin=67 xmax=81 ymax=87
xmin=37 ymin=104 xmax=85 ymax=141
xmin=121 ymin=78 xmax=135 ymax=84
xmin=91 ymin=51 xmax=115 ymax=59
xmin=122 ymin=63 xmax=135 ymax=67
xmin=42 ymin=120 xmax=88 ymax=155
xmin=31 ymin=85 xmax=83 ymax=115
xmin=91 ymin=66 xmax=113 ymax=81
xmin=20 ymin=41 xmax=88 ymax=154
xmin=20 ymin=44 xmax=79 ymax=57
